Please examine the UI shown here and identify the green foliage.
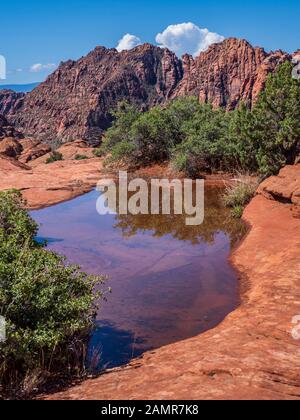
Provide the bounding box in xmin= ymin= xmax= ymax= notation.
xmin=0 ymin=190 xmax=106 ymax=397
xmin=92 ymin=148 xmax=104 ymax=158
xmin=102 ymin=97 xmax=199 ymax=167
xmin=46 ymin=151 xmax=64 ymax=164
xmin=102 ymin=63 xmax=300 ymax=177
xmin=230 ymin=205 xmax=244 ymax=219
xmin=102 ymin=101 xmax=140 ymax=152
xmin=0 ymin=190 xmax=38 ymax=249
xmin=74 ymin=154 xmax=88 ymax=160
xmin=223 ymin=176 xmax=258 ymax=218
xmin=173 ymin=105 xmax=231 ymax=176
xmin=250 ymin=62 xmax=300 ymax=175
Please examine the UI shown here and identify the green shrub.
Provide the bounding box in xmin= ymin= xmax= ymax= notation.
xmin=172 ymin=105 xmax=231 ymax=176
xmin=223 ymin=176 xmax=258 ymax=217
xmin=230 ymin=205 xmax=244 ymax=219
xmin=251 ymin=62 xmax=300 ymax=175
xmin=103 ymin=98 xmax=201 ymax=167
xmin=46 ymin=151 xmax=63 ymax=164
xmin=102 ymin=63 xmax=300 ymax=177
xmin=0 ymin=190 xmax=106 ymax=397
xmin=74 ymin=154 xmax=88 ymax=160
xmin=92 ymin=148 xmax=104 ymax=158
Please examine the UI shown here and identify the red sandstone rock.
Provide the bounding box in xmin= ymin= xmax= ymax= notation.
xmin=1 ymin=39 xmax=292 ymax=146
xmin=0 ymin=154 xmax=30 ymax=171
xmin=0 ymin=114 xmax=23 ymax=139
xmin=0 ymin=137 xmax=23 ymax=158
xmin=0 ymin=152 xmax=105 ymax=209
xmin=9 ymin=44 xmax=183 ymax=146
xmin=258 ymin=163 xmax=300 ymax=206
xmin=0 ymin=90 xmax=25 ymax=118
xmin=19 ymin=142 xmax=52 ymax=163
xmin=174 ymin=39 xmax=288 ymax=109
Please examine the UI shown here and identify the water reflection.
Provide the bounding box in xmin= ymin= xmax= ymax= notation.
xmin=32 ymin=184 xmax=246 ymax=370
xmin=88 ymin=321 xmax=146 ymax=370
xmin=115 ymin=185 xmax=245 ymax=246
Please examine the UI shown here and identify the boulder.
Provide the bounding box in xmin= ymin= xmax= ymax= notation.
xmin=257 ymin=163 xmax=300 ymax=206
xmin=0 ymin=137 xmax=22 ymax=158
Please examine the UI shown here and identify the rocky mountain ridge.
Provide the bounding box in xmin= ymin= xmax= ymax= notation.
xmin=0 ymin=38 xmax=294 ymax=145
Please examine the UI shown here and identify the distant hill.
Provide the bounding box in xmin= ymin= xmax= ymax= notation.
xmin=0 ymin=83 xmax=39 ymax=93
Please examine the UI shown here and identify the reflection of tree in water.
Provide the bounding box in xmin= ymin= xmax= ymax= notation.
xmin=114 ymin=186 xmax=247 ymax=247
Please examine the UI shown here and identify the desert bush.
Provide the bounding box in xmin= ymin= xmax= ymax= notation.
xmin=223 ymin=175 xmax=259 ymax=217
xmin=46 ymin=151 xmax=63 ymax=164
xmin=102 ymin=63 xmax=300 ymax=177
xmin=0 ymin=190 xmax=106 ymax=398
xmin=74 ymin=154 xmax=88 ymax=160
xmin=250 ymin=62 xmax=300 ymax=175
xmin=92 ymin=148 xmax=104 ymax=158
xmin=172 ymin=105 xmax=231 ymax=176
xmin=102 ymin=97 xmax=200 ymax=167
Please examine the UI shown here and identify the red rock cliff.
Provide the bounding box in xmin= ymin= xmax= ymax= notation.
xmin=10 ymin=44 xmax=183 ymax=145
xmin=174 ymin=38 xmax=289 ymax=109
xmin=0 ymin=38 xmax=292 ymax=145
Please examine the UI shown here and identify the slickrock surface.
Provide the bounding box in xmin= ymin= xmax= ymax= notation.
xmin=29 ymin=139 xmax=95 ymax=167
xmin=45 ymin=166 xmax=300 ymax=401
xmin=258 ymin=164 xmax=300 ymax=206
xmin=0 ymin=129 xmax=105 ymax=208
xmin=0 ymin=154 xmax=31 ymax=171
xmin=1 ymin=39 xmax=291 ymax=145
xmin=0 ymin=154 xmax=104 ymax=209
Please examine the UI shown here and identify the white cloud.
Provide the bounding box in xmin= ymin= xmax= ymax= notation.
xmin=155 ymin=22 xmax=224 ymax=57
xmin=30 ymin=63 xmax=57 ymax=73
xmin=116 ymin=34 xmax=142 ymax=52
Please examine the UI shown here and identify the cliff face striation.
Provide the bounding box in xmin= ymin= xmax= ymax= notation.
xmin=0 ymin=38 xmax=292 ymax=145
xmin=174 ymin=38 xmax=289 ymax=109
xmin=8 ymin=44 xmax=183 ymax=146
xmin=0 ymin=114 xmax=23 ymax=140
xmin=0 ymin=90 xmax=25 ymax=118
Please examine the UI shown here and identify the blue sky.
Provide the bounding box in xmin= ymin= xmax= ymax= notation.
xmin=1 ymin=0 xmax=299 ymax=84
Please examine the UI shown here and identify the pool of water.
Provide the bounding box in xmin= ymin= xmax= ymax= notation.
xmin=31 ymin=185 xmax=246 ymax=370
